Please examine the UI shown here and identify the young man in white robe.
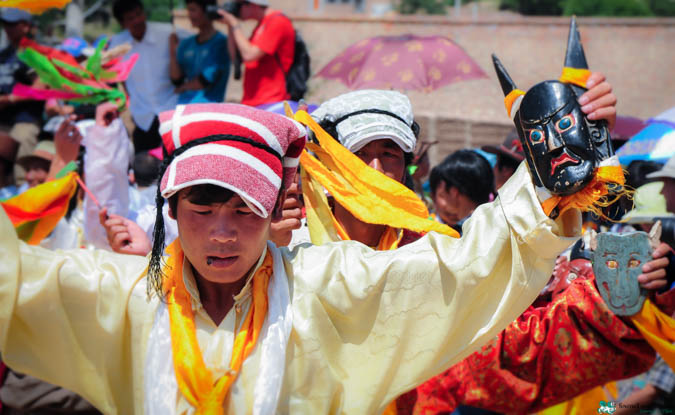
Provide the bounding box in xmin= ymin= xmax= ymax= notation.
xmin=1 ymin=103 xmax=582 ymax=414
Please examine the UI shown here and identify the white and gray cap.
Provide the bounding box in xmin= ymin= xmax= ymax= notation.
xmin=311 ymin=89 xmax=417 ymax=153
xmin=647 ymin=155 xmax=675 ymax=181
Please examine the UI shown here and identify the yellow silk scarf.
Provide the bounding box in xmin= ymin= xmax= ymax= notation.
xmin=294 ymin=110 xmax=459 ymax=241
xmin=631 ymin=298 xmax=675 ymax=370
xmin=162 ymin=240 xmax=272 ymax=414
xmin=537 ymin=382 xmax=617 ymax=415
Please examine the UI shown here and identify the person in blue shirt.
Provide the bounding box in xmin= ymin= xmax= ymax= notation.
xmin=169 ymin=0 xmax=230 ymax=104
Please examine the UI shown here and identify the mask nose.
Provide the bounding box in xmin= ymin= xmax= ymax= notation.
xmin=546 ymin=123 xmax=563 ymax=151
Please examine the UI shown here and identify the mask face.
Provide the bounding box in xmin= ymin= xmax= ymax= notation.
xmin=492 ymin=17 xmax=615 ymax=198
xmin=592 ymin=232 xmax=649 ymax=316
xmin=517 ymin=81 xmax=596 ymax=195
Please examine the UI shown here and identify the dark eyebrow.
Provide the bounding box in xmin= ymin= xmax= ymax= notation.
xmin=602 ymin=251 xmax=617 ymax=257
xmin=522 ymin=102 xmax=569 ymax=125
xmin=383 ymin=140 xmax=402 ymax=151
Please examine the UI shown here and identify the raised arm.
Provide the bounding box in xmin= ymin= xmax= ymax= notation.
xmin=0 ymin=206 xmax=153 ymax=414
xmin=285 ymin=164 xmax=581 ymax=413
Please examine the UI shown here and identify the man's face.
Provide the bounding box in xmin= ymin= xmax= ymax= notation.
xmin=187 ymin=2 xmax=208 ymax=28
xmin=432 ymin=183 xmax=473 ymax=226
xmin=24 ymin=159 xmax=49 ymax=188
xmin=518 ymin=81 xmax=596 ymax=195
xmin=353 ymin=139 xmax=406 ymax=183
xmin=173 ymin=189 xmax=272 ymax=285
xmin=238 ymin=1 xmax=256 ymax=20
xmin=121 ymin=6 xmax=147 ymax=40
xmin=2 ymin=21 xmax=30 ymax=46
xmin=662 ymin=178 xmax=675 ymax=213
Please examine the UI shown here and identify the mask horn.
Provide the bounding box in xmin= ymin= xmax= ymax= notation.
xmin=492 ymin=54 xmax=518 ymax=97
xmin=649 ymin=221 xmax=662 ymax=251
xmin=564 ymin=16 xmax=589 ymax=70
xmin=585 ymin=229 xmax=598 ymax=252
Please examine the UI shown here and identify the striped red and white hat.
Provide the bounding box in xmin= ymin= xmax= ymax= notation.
xmin=158 ymin=103 xmax=306 ymax=218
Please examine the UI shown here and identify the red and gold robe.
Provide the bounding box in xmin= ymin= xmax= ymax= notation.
xmin=403 ymin=274 xmax=675 ymax=415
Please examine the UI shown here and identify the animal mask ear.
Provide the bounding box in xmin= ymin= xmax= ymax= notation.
xmin=564 ymin=17 xmax=589 ymax=70
xmin=649 ymin=221 xmax=662 ymax=251
xmin=585 ymin=229 xmax=598 ymax=252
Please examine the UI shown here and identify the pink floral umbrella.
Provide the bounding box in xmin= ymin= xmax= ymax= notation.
xmin=317 ymin=34 xmax=486 ymax=92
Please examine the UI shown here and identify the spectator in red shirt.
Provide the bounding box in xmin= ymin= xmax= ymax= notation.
xmin=219 ymin=0 xmax=295 ymax=106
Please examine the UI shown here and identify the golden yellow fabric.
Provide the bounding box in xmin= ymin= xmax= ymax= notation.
xmin=540 ymin=165 xmax=626 ymax=218
xmin=559 ymin=67 xmax=591 ymax=89
xmin=631 ymin=298 xmax=675 ymax=370
xmin=295 ymin=110 xmax=459 ymax=239
xmin=0 ymin=164 xmax=581 ymax=414
xmin=163 ymin=239 xmax=272 ymax=414
xmin=0 ymin=0 xmax=71 ymax=14
xmin=504 ymin=89 xmax=525 ymax=118
xmin=537 ymin=382 xmax=617 ymax=415
xmin=299 ymin=165 xmax=341 ymax=245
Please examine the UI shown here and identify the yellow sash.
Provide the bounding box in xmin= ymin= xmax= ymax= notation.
xmin=163 ymin=240 xmax=272 ymax=414
xmin=631 ymin=298 xmax=675 ymax=370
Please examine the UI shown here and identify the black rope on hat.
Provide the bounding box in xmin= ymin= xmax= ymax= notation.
xmin=318 ymin=108 xmax=420 ymax=141
xmin=146 ymin=134 xmax=282 ymax=300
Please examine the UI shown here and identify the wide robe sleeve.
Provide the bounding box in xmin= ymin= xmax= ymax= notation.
xmin=0 ymin=207 xmax=155 ymax=415
xmin=282 ymin=164 xmax=582 ymax=414
xmin=412 ymin=276 xmax=656 ymax=415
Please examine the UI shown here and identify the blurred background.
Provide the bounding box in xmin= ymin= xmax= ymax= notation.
xmin=8 ymin=0 xmax=674 ymax=166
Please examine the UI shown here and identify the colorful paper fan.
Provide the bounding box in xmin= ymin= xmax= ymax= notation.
xmin=12 ymin=37 xmax=137 ymax=108
xmin=0 ymin=0 xmax=72 ymax=14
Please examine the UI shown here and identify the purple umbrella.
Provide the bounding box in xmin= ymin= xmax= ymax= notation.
xmin=317 ymin=34 xmax=486 ymax=92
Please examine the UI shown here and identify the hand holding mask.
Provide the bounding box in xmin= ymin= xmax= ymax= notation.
xmin=492 ymin=18 xmax=624 ymax=218
xmin=586 ymin=223 xmax=662 ymax=316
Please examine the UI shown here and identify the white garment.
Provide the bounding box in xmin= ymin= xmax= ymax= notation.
xmin=40 ymin=207 xmax=87 ymax=250
xmin=83 ymin=119 xmax=133 ymax=250
xmin=136 ymin=203 xmax=179 ymax=248
xmin=144 ymin=242 xmax=293 ymax=415
xmin=109 ymin=23 xmax=182 ymax=131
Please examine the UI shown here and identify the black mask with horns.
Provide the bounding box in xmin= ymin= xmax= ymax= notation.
xmin=492 ymin=17 xmax=614 ymax=197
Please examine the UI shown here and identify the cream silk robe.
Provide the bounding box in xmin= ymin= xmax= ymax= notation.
xmin=0 ymin=165 xmax=580 ymax=414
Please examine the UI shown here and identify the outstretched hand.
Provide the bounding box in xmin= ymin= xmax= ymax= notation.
xmin=99 ymin=207 xmax=152 ymax=256
xmin=579 ymin=72 xmax=617 ymax=131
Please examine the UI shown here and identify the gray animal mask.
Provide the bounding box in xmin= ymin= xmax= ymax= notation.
xmin=587 ymin=223 xmax=661 ymax=316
